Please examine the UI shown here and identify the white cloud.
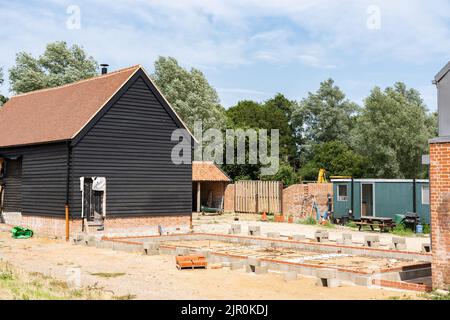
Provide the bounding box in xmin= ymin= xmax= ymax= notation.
xmin=0 ymin=0 xmax=448 ymax=107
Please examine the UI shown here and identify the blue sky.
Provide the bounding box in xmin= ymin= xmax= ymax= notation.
xmin=1 ymin=0 xmax=450 ymax=111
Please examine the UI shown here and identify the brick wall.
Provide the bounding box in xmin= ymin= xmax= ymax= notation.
xmin=224 ymin=182 xmax=333 ymax=215
xmin=21 ymin=215 xmax=82 ymax=238
xmin=8 ymin=213 xmax=190 ymax=239
xmin=200 ymin=182 xmax=227 ymax=208
xmin=224 ymin=184 xmax=235 ymax=213
xmin=282 ymin=183 xmax=332 ymax=216
xmin=429 ymin=141 xmax=450 ymax=290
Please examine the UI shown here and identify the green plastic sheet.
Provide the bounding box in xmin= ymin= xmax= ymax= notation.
xmin=11 ymin=226 xmax=34 ymax=239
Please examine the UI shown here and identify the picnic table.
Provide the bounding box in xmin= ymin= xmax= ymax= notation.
xmin=355 ymin=216 xmax=395 ymax=232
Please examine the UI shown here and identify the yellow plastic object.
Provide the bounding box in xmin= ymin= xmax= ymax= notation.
xmin=317 ymin=168 xmax=328 ymax=183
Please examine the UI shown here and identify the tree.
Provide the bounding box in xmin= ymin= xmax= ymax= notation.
xmin=224 ymin=98 xmax=296 ymax=180
xmin=292 ymin=79 xmax=360 ymax=159
xmin=350 ymin=83 xmax=435 ymax=178
xmin=0 ymin=67 xmax=7 ymax=106
xmin=9 ymin=41 xmax=98 ymax=94
xmin=261 ymin=162 xmax=299 ymax=186
xmin=226 ymin=98 xmax=296 ymax=162
xmin=151 ymin=56 xmax=226 ymax=132
xmin=298 ymin=140 xmax=366 ymax=181
xmin=265 ymin=93 xmax=296 ymax=122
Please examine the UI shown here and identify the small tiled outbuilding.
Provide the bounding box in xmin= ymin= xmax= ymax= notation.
xmin=192 ymin=161 xmax=231 ymax=212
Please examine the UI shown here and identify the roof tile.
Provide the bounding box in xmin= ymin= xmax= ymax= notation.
xmin=0 ymin=65 xmax=140 ymax=148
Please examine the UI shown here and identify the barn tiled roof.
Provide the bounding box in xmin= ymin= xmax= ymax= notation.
xmin=192 ymin=161 xmax=231 ymax=182
xmin=0 ymin=65 xmax=141 ymax=148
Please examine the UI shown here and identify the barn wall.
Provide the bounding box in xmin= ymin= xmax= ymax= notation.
xmin=0 ymin=142 xmax=68 ymax=217
xmin=70 ymin=75 xmax=192 ymax=218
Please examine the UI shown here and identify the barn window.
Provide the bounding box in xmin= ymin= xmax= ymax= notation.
xmin=421 ymin=185 xmax=430 ymax=205
xmin=337 ymin=185 xmax=348 ymax=201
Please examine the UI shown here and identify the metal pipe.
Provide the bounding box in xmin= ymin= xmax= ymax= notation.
xmin=65 ymin=141 xmax=71 ymax=241
xmin=350 ymin=177 xmax=354 ymax=219
xmin=65 ymin=204 xmax=69 ymax=241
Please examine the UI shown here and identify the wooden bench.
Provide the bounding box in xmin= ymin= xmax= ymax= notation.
xmin=355 ymin=220 xmax=395 ymax=232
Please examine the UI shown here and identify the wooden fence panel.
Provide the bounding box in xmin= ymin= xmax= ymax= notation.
xmin=235 ymin=180 xmax=282 ymax=213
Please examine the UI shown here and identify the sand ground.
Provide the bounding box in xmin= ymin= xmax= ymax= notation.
xmin=0 ymin=231 xmax=419 ymax=300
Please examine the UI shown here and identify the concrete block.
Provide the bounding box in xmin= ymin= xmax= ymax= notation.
xmin=342 ymin=233 xmax=352 ymax=241
xmin=422 ymin=243 xmax=431 ymax=253
xmin=282 ymin=271 xmax=297 ymax=282
xmin=364 ymin=235 xmax=380 ymax=247
xmin=246 ymin=257 xmax=261 ymax=267
xmin=354 ymin=275 xmax=371 ymax=287
xmin=254 ymin=265 xmax=268 ymax=274
xmin=175 ymin=247 xmax=190 ymax=256
xmin=196 ymin=249 xmax=211 ymax=258
xmin=230 ymin=261 xmax=244 ymax=270
xmin=316 ymin=277 xmax=341 ymax=288
xmin=341 ymin=234 xmax=352 ymax=245
xmin=228 ymin=224 xmax=241 ymax=234
xmin=86 ymin=236 xmax=97 ymax=247
xmin=143 ymin=242 xmax=160 ymax=255
xmin=314 ymin=230 xmax=329 ymax=242
xmin=267 ymin=232 xmax=280 ymax=238
xmin=394 ymin=243 xmax=407 ymax=250
xmin=292 ymin=234 xmax=306 ymax=241
xmin=248 ymin=226 xmax=261 ymax=236
xmin=316 ymin=268 xmax=337 ymax=279
xmin=71 ymin=234 xmax=84 ymax=244
xmin=392 ymin=237 xmax=406 ymax=244
xmin=327 ymin=278 xmax=341 ymax=288
xmin=96 ymin=240 xmax=114 ymax=249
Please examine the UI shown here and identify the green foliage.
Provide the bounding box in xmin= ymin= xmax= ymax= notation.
xmin=345 ymin=221 xmax=358 ymax=228
xmin=321 ymin=221 xmax=335 ymax=228
xmin=292 ymin=78 xmax=359 ymax=158
xmin=151 ymin=56 xmax=226 ymax=132
xmin=226 ymin=96 xmax=296 ymax=161
xmin=9 ymin=41 xmax=98 ymax=94
xmin=390 ymin=223 xmax=415 ymax=236
xmin=298 ymin=140 xmax=366 ymax=180
xmin=298 ymin=216 xmax=317 ymax=225
xmin=422 ymin=224 xmax=430 ymax=234
xmin=422 ymin=291 xmax=450 ymax=300
xmin=350 ymin=83 xmax=436 ymax=178
xmin=90 ymin=272 xmax=126 ymax=278
xmin=0 ymin=67 xmax=7 ymax=107
xmin=261 ymin=162 xmax=299 ymax=186
xmin=224 ymin=94 xmax=297 ymax=181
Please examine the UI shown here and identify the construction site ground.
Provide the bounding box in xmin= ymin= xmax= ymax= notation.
xmin=193 ymin=212 xmax=430 ymax=252
xmin=0 ymin=212 xmax=430 ymax=300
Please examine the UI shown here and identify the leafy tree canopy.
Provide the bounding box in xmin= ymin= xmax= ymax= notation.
xmin=261 ymin=161 xmax=299 ymax=186
xmin=292 ymin=78 xmax=360 ymax=159
xmin=299 ymin=140 xmax=366 ymax=181
xmin=9 ymin=41 xmax=98 ymax=94
xmin=0 ymin=67 xmax=7 ymax=106
xmin=350 ymin=82 xmax=435 ymax=178
xmin=151 ymin=56 xmax=226 ymax=132
xmin=226 ymin=97 xmax=296 ymax=161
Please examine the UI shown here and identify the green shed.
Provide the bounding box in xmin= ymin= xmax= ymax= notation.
xmin=331 ymin=179 xmax=430 ymax=224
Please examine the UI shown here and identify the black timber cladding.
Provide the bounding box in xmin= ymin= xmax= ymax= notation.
xmin=69 ymin=74 xmax=192 ymax=217
xmin=0 ymin=143 xmax=68 ymax=215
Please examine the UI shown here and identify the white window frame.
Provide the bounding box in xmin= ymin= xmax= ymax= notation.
xmin=421 ymin=185 xmax=430 ymax=205
xmin=337 ymin=184 xmax=348 ymax=201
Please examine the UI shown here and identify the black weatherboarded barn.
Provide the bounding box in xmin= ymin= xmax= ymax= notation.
xmin=0 ymin=65 xmax=193 ymax=237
